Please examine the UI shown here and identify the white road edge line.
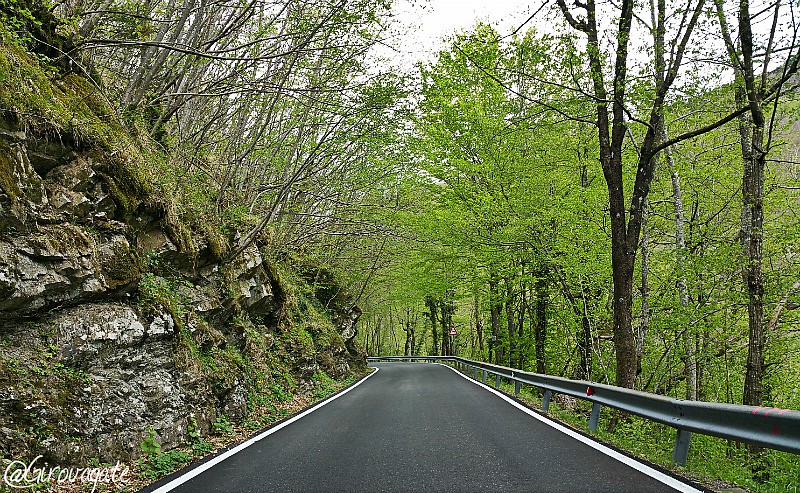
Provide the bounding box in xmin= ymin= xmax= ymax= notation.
xmin=438 ymin=363 xmax=703 ymax=493
xmin=149 ymin=367 xmax=380 ymax=493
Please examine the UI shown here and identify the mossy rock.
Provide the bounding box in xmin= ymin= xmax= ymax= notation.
xmin=28 ymin=223 xmax=91 ymax=254
xmin=0 ymin=138 xmax=21 ymax=201
xmin=99 ymin=238 xmax=142 ymax=289
xmin=0 ymin=0 xmax=78 ymax=73
xmin=97 ymin=162 xmax=151 ymax=219
xmin=0 ymin=32 xmax=153 ymax=199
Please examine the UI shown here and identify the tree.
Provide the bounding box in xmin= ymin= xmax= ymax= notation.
xmin=553 ymin=0 xmax=709 ymax=387
xmin=712 ymin=0 xmax=800 ymax=408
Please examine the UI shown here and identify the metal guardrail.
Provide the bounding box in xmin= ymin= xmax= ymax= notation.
xmin=366 ymin=355 xmax=800 ymax=465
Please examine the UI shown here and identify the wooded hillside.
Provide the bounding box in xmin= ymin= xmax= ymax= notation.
xmin=1 ymin=0 xmax=799 ymax=489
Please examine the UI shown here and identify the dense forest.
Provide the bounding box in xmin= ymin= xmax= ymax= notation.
xmin=3 ymin=0 xmax=796 ymax=411
xmin=1 ymin=0 xmax=800 ymax=489
xmin=360 ymin=3 xmax=800 ymax=414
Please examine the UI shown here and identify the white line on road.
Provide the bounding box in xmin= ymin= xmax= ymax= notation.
xmin=440 ymin=364 xmax=704 ymax=493
xmin=148 ymin=368 xmax=380 ymax=493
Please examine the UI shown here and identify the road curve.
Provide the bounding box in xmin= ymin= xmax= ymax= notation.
xmin=142 ymin=362 xmax=707 ymax=493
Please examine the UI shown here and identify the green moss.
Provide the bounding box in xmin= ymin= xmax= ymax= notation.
xmin=0 ymin=32 xmax=118 ymax=150
xmin=0 ymin=140 xmax=21 ymax=201
xmin=0 ymin=0 xmax=78 ymax=72
xmin=173 ymin=315 xmax=247 ymax=399
xmin=0 ymin=23 xmax=227 ymax=265
xmin=29 ymin=223 xmax=91 ymax=254
xmin=100 ymin=241 xmax=142 ymax=289
xmin=138 ymin=273 xmax=187 ymax=318
xmin=98 ymin=171 xmax=135 ymax=217
xmin=199 ymin=220 xmax=229 ymax=260
xmin=0 ymin=39 xmax=70 ymax=139
xmin=0 ymin=28 xmax=153 ymax=209
xmin=58 ymin=74 xmax=113 ymax=119
xmin=276 ymin=326 xmax=315 ymax=358
xmin=147 ymin=197 xmax=196 ymax=255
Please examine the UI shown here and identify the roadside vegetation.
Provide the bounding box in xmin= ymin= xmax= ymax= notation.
xmin=472 ymin=370 xmax=800 ymax=493
xmin=1 ymin=0 xmax=800 ymax=490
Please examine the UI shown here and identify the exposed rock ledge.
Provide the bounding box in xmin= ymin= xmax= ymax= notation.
xmin=0 ymin=121 xmax=363 ymax=464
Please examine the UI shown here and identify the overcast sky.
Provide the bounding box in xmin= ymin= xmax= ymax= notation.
xmin=371 ymin=0 xmax=789 ymax=85
xmin=371 ymin=0 xmax=547 ymax=72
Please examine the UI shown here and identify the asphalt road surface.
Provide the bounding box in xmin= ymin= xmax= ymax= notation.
xmin=144 ymin=363 xmax=706 ymax=493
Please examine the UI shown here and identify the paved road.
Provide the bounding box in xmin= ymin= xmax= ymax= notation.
xmin=144 ymin=363 xmax=706 ymax=493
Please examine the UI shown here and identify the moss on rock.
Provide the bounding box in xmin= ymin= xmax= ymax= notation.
xmin=100 ymin=239 xmax=142 ymax=289
xmin=29 ymin=223 xmax=92 ymax=254
xmin=0 ymin=139 xmax=21 ymax=201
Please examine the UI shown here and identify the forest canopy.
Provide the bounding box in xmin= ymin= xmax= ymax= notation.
xmin=2 ymin=0 xmax=800 ymax=488
xmin=358 ymin=0 xmax=800 ymax=419
xmin=3 ymin=0 xmax=800 ymax=416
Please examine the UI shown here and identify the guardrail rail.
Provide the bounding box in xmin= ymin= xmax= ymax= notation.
xmin=366 ymin=355 xmax=800 ymax=465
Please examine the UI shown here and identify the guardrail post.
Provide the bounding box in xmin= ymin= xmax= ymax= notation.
xmin=495 ymin=374 xmax=501 ymax=387
xmin=672 ymin=429 xmax=692 ymax=466
xmin=542 ymin=390 xmax=552 ymax=412
xmin=473 ymin=367 xmax=477 ymax=379
xmin=588 ymin=402 xmax=602 ymax=432
xmin=514 ymin=380 xmax=521 ymax=395
xmin=482 ymin=370 xmax=487 ymax=383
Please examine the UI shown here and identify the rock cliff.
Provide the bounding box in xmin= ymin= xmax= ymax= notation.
xmin=0 ymin=72 xmax=365 ymax=466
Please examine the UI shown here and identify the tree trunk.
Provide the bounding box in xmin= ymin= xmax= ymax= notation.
xmin=474 ymin=293 xmax=484 ymax=354
xmin=556 ymin=0 xmax=706 ymax=389
xmin=534 ymin=267 xmax=548 ymax=374
xmin=742 ymin=128 xmax=766 ymax=407
xmin=440 ymin=294 xmax=455 ymax=356
xmin=402 ymin=309 xmax=415 ymax=356
xmin=610 ymin=228 xmax=638 ymax=389
xmin=579 ymin=286 xmax=592 ymax=379
xmin=489 ymin=277 xmax=503 ymax=364
xmin=637 ymin=199 xmax=650 ymax=385
xmin=713 ymin=0 xmax=772 ymax=409
xmin=659 ymin=124 xmax=696 ymax=400
xmin=424 ymin=295 xmax=439 ymax=357
xmin=505 ymin=279 xmax=516 ymax=367
xmin=374 ymin=318 xmax=382 ymax=356
xmin=517 ymin=283 xmax=527 ymax=370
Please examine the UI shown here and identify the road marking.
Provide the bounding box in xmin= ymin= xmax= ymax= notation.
xmin=149 ymin=368 xmax=380 ymax=493
xmin=439 ymin=364 xmax=704 ymax=493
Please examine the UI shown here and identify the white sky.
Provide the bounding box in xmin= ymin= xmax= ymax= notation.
xmin=370 ymin=0 xmax=793 ymax=87
xmin=371 ymin=0 xmax=548 ymax=73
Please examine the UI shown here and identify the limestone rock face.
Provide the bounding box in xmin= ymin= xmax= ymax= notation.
xmin=226 ymin=244 xmax=275 ymax=315
xmin=0 ymin=226 xmax=140 ymax=319
xmin=337 ymin=305 xmax=363 ymax=341
xmin=39 ymin=304 xmax=204 ymax=462
xmin=0 ymin=119 xmax=363 ymax=465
